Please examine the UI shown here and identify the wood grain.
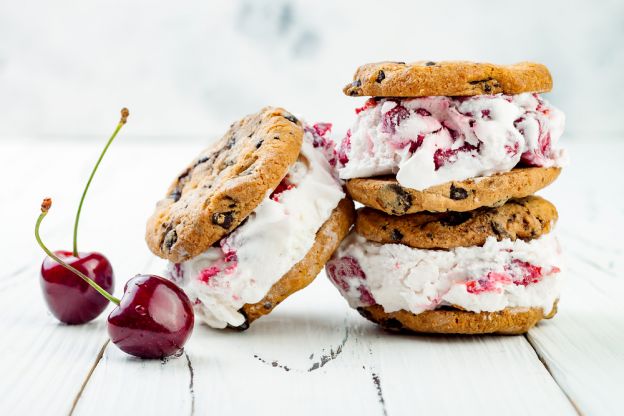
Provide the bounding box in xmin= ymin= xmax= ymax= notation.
xmin=1 ymin=138 xmax=622 ymax=416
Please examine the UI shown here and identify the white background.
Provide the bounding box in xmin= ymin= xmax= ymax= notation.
xmin=1 ymin=0 xmax=623 ymax=141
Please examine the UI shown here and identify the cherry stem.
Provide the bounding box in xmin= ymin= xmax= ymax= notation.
xmin=72 ymin=108 xmax=129 ymax=256
xmin=38 ymin=198 xmax=120 ymax=305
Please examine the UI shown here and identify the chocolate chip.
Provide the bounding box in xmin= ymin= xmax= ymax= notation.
xmin=169 ymin=190 xmax=182 ymax=202
xmin=163 ymin=227 xmax=178 ymax=251
xmin=395 ymin=61 xmax=406 ymax=65
xmin=383 ymin=318 xmax=403 ymax=330
xmin=255 ymin=139 xmax=264 ymax=149
xmin=376 ymin=70 xmax=385 ymax=83
xmin=357 ymin=307 xmax=374 ymax=321
xmin=349 ymin=90 xmax=359 ymax=96
xmin=224 ymin=196 xmax=238 ymax=209
xmin=490 ymin=220 xmax=511 ymax=239
xmin=273 ymin=135 xmax=280 ymax=140
xmin=230 ymin=319 xmax=249 ymax=331
xmin=172 ymin=168 xmax=191 ymax=200
xmin=425 ymin=61 xmax=436 ymax=66
xmin=230 ymin=310 xmax=250 ymax=331
xmin=352 ymin=80 xmax=362 ymax=87
xmin=263 ymin=301 xmax=272 ymax=310
xmin=390 ymin=228 xmax=403 ymax=241
xmin=193 ymin=156 xmax=209 ymax=167
xmin=468 ymin=77 xmax=499 ymax=94
xmin=449 ymin=184 xmax=469 ymax=200
xmin=522 ymin=218 xmax=530 ymax=230
xmin=212 ymin=211 xmax=234 ymax=229
xmin=177 ymin=168 xmax=191 ymax=182
xmin=469 ymin=78 xmax=492 ymax=85
xmin=386 ymin=184 xmax=413 ymax=214
xmin=283 ymin=114 xmax=298 ymax=124
xmin=440 ymin=212 xmax=472 ymax=226
xmin=225 ymin=135 xmax=236 ymax=149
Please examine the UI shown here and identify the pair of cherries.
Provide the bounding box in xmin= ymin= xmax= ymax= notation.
xmin=36 ymin=109 xmax=194 ymax=359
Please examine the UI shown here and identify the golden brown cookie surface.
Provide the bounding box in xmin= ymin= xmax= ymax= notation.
xmin=358 ymin=304 xmax=557 ymax=335
xmin=236 ymin=198 xmax=356 ymax=329
xmin=146 ymin=107 xmax=303 ymax=263
xmin=356 ymin=196 xmax=557 ymax=249
xmin=343 ymin=61 xmax=552 ymax=97
xmin=346 ymin=167 xmax=561 ymax=215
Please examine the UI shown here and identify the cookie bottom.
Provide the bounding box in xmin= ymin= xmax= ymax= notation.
xmin=357 ymin=302 xmax=558 ymax=335
xmin=233 ymin=198 xmax=356 ymax=329
xmin=346 ymin=167 xmax=561 ymax=215
xmin=355 ymin=196 xmax=557 ymax=250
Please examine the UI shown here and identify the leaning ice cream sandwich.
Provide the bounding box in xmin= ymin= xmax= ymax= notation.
xmin=338 ymin=61 xmax=566 ymax=214
xmin=146 ymin=107 xmax=354 ymax=329
xmin=327 ymin=196 xmax=562 ymax=334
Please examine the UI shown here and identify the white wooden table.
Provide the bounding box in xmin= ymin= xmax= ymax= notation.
xmin=2 ymin=137 xmax=623 ymax=416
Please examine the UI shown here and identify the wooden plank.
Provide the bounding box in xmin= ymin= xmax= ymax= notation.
xmin=0 ymin=141 xmax=111 ymax=414
xmin=71 ymin=342 xmax=193 ymax=415
xmin=4 ymin=139 xmax=622 ymax=415
xmin=1 ymin=140 xmax=201 ymax=414
xmin=527 ymin=257 xmax=624 ymax=415
xmin=372 ymin=331 xmax=577 ymax=415
xmin=525 ymin=138 xmax=624 ymax=415
xmin=184 ymin=276 xmax=575 ymax=415
xmin=63 ymin=141 xmax=203 ymax=414
xmin=0 ymin=265 xmax=110 ymax=415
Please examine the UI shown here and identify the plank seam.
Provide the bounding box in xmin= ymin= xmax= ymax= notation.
xmin=371 ymin=372 xmax=388 ymax=416
xmin=185 ymin=352 xmax=196 ymax=416
xmin=68 ymin=339 xmax=109 ymax=416
xmin=524 ymin=334 xmax=584 ymax=416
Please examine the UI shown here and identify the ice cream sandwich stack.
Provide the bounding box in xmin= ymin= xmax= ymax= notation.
xmin=326 ymin=61 xmax=567 ymax=334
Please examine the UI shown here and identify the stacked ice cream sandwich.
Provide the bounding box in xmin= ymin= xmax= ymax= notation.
xmin=326 ymin=61 xmax=566 ymax=334
xmin=146 ymin=107 xmax=354 ymax=329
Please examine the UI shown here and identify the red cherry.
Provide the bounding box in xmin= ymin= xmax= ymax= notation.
xmin=35 ymin=199 xmax=196 ymax=359
xmin=107 ymin=275 xmax=194 ymax=359
xmin=40 ymin=251 xmax=114 ymax=324
xmin=35 ymin=108 xmax=129 ymax=324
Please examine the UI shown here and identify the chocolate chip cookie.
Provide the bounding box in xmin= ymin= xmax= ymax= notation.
xmin=146 ymin=107 xmax=303 ymax=263
xmin=343 ymin=61 xmax=552 ymax=97
xmin=355 ymin=196 xmax=557 ymax=249
xmin=346 ymin=167 xmax=561 ymax=215
xmin=357 ymin=303 xmax=558 ymax=335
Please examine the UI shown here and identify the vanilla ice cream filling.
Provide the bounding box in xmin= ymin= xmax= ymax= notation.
xmin=338 ymin=93 xmax=566 ymax=190
xmin=327 ymin=233 xmax=562 ymax=315
xmin=168 ymin=130 xmax=345 ymax=328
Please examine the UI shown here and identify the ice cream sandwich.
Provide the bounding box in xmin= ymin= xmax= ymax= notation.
xmin=146 ymin=107 xmax=354 ymax=329
xmin=327 ymin=61 xmax=566 ymax=334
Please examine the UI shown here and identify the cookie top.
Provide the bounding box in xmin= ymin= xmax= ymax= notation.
xmin=146 ymin=107 xmax=304 ymax=263
xmin=345 ymin=167 xmax=561 ymax=215
xmin=355 ymin=196 xmax=557 ymax=250
xmin=343 ymin=61 xmax=552 ymax=97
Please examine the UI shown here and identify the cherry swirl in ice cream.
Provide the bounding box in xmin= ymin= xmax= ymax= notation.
xmin=169 ymin=124 xmax=344 ymax=328
xmin=338 ymin=93 xmax=566 ymax=190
